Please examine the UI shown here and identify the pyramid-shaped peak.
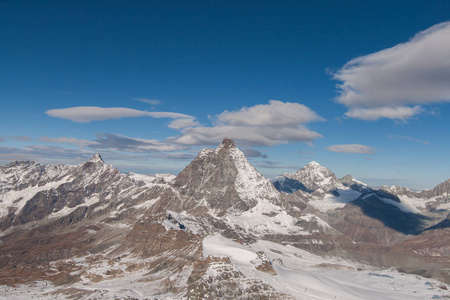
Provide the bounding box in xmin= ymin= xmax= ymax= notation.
xmin=217 ymin=138 xmax=237 ymax=151
xmin=90 ymin=153 xmax=104 ymax=163
xmin=298 ymin=161 xmax=333 ymax=175
xmin=173 ymin=136 xmax=279 ymax=213
xmin=340 ymin=174 xmax=354 ymax=181
xmin=306 ymin=161 xmax=321 ymax=167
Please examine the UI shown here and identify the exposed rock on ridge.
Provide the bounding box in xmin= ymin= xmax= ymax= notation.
xmin=172 ymin=138 xmax=280 ymax=215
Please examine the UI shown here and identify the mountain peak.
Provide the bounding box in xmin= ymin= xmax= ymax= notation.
xmin=217 ymin=138 xmax=236 ymax=151
xmin=90 ymin=153 xmax=104 ymax=163
xmin=306 ymin=161 xmax=320 ymax=167
xmin=274 ymin=161 xmax=345 ymax=194
xmin=173 ymin=137 xmax=279 ymax=213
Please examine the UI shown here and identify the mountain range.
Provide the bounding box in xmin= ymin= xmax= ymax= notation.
xmin=0 ymin=138 xmax=449 ymax=299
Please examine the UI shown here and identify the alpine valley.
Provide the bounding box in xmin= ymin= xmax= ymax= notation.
xmin=0 ymin=138 xmax=449 ymax=299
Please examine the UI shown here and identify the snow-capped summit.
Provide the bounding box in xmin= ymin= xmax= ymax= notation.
xmin=173 ymin=138 xmax=279 ymax=214
xmin=307 ymin=160 xmax=320 ymax=167
xmin=90 ymin=153 xmax=105 ymax=163
xmin=273 ymin=161 xmax=344 ymax=195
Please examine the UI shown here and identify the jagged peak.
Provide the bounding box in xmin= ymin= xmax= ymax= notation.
xmin=340 ymin=174 xmax=354 ymax=180
xmin=299 ymin=161 xmax=332 ymax=174
xmin=339 ymin=174 xmax=366 ymax=184
xmin=216 ymin=138 xmax=237 ymax=151
xmin=306 ymin=161 xmax=320 ymax=167
xmin=90 ymin=153 xmax=104 ymax=163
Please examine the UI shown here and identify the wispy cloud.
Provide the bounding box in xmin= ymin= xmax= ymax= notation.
xmin=42 ymin=101 xmax=324 ymax=158
xmin=255 ymin=161 xmax=298 ymax=169
xmin=42 ymin=133 xmax=189 ymax=153
xmin=0 ymin=145 xmax=163 ymax=169
xmin=167 ymin=118 xmax=200 ymax=129
xmin=40 ymin=137 xmax=99 ymax=148
xmin=91 ymin=133 xmax=189 ymax=152
xmin=134 ymin=98 xmax=162 ymax=106
xmin=0 ymin=145 xmax=94 ymax=164
xmin=345 ymin=106 xmax=422 ymax=122
xmin=333 ymin=21 xmax=450 ymax=121
xmin=298 ymin=150 xmax=313 ymax=155
xmin=0 ymin=136 xmax=32 ymax=142
xmin=157 ymin=152 xmax=197 ymax=161
xmin=10 ymin=136 xmax=32 ymax=141
xmin=388 ymin=134 xmax=430 ymax=144
xmin=46 ymin=106 xmax=195 ymax=123
xmin=34 ymin=100 xmax=324 ymax=170
xmin=327 ymin=144 xmax=375 ymax=154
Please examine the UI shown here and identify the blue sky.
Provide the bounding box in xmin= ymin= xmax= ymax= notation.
xmin=1 ymin=0 xmax=449 ymax=189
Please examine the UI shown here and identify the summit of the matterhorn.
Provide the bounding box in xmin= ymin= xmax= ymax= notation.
xmin=172 ymin=138 xmax=279 ymax=214
xmin=90 ymin=153 xmax=105 ymax=163
xmin=216 ymin=137 xmax=236 ymax=151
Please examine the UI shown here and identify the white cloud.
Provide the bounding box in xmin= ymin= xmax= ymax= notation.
xmin=168 ymin=118 xmax=200 ymax=129
xmin=39 ymin=101 xmax=323 ymax=164
xmin=344 ymin=106 xmax=422 ymax=121
xmin=327 ymin=144 xmax=375 ymax=154
xmin=333 ymin=21 xmax=450 ymax=121
xmin=46 ymin=106 xmax=195 ymax=123
xmin=134 ymin=98 xmax=162 ymax=105
xmin=175 ymin=100 xmax=324 ymax=147
xmin=176 ymin=124 xmax=322 ymax=147
xmin=217 ymin=100 xmax=324 ymax=126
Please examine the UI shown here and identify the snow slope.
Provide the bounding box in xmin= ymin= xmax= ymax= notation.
xmin=202 ymin=234 xmax=450 ymax=300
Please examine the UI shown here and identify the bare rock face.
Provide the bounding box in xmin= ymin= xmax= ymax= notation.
xmin=186 ymin=256 xmax=292 ymax=299
xmin=431 ymin=178 xmax=450 ymax=197
xmin=125 ymin=212 xmax=201 ymax=258
xmin=172 ymin=138 xmax=280 ymax=215
xmin=382 ymin=178 xmax=450 ymax=200
xmin=253 ymin=251 xmax=277 ymax=275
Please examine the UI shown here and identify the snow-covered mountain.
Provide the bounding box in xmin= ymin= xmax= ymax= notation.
xmin=272 ymin=161 xmax=345 ymax=195
xmin=170 ymin=138 xmax=280 ymax=215
xmin=0 ymin=139 xmax=449 ymax=299
xmin=338 ymin=174 xmax=372 ymax=193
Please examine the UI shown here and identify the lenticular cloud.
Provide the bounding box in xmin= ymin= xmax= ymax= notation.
xmin=333 ymin=22 xmax=450 ymax=121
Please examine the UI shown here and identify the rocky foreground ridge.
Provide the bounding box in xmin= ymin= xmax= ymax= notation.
xmin=0 ymin=138 xmax=449 ymax=299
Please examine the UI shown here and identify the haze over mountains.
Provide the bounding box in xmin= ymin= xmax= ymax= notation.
xmin=0 ymin=139 xmax=449 ymax=299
